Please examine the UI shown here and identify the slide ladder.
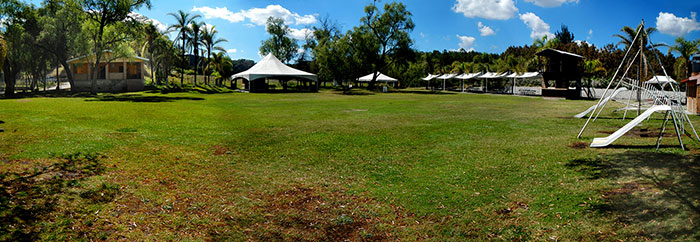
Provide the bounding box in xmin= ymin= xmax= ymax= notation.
xmin=590 ymin=105 xmax=671 ymax=148
xmin=574 ymin=87 xmax=627 ymax=118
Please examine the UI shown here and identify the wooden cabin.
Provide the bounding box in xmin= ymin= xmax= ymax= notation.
xmin=67 ymin=51 xmax=147 ymax=92
xmin=683 ymin=54 xmax=700 ymax=114
xmin=535 ymin=48 xmax=583 ymax=99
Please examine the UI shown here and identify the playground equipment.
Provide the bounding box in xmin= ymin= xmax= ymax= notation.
xmin=577 ymin=20 xmax=699 ymax=150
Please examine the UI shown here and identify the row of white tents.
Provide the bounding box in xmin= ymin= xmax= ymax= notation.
xmin=423 ymin=72 xmax=543 ymax=92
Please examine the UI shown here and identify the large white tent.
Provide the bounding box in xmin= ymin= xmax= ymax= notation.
xmin=357 ymin=72 xmax=398 ymax=82
xmin=645 ymin=75 xmax=676 ymax=88
xmin=233 ymin=53 xmax=317 ymax=91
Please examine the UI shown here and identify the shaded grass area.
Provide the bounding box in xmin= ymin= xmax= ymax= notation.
xmin=567 ymin=151 xmax=700 ymax=241
xmin=0 ymin=90 xmax=698 ymax=240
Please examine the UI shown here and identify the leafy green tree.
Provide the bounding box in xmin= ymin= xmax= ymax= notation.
xmin=260 ymin=17 xmax=298 ymax=64
xmin=80 ymin=0 xmax=151 ymax=94
xmin=667 ymin=37 xmax=700 ymax=78
xmin=359 ymin=0 xmax=415 ymax=89
xmin=35 ymin=0 xmax=87 ymax=92
xmin=168 ymin=10 xmax=199 ymax=85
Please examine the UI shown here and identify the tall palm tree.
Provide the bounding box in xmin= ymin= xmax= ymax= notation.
xmin=201 ymin=25 xmax=228 ymax=86
xmin=168 ymin=10 xmax=200 ymax=85
xmin=189 ymin=21 xmax=204 ymax=85
xmin=614 ymin=23 xmax=664 ymax=79
xmin=667 ymin=37 xmax=700 ymax=78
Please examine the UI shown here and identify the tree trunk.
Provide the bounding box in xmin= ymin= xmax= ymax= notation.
xmin=59 ymin=60 xmax=75 ymax=93
xmin=3 ymin=65 xmax=17 ymax=97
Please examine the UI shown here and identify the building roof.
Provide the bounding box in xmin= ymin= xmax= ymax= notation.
xmin=233 ymin=53 xmax=318 ymax=82
xmin=535 ymin=48 xmax=583 ymax=59
xmin=357 ymin=72 xmax=397 ymax=82
xmin=67 ymin=50 xmax=149 ymax=63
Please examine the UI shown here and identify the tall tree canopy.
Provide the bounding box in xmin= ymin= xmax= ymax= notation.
xmin=80 ymin=0 xmax=151 ymax=94
xmin=259 ymin=17 xmax=299 ymax=64
xmin=555 ymin=25 xmax=574 ymax=44
xmin=168 ymin=10 xmax=200 ymax=85
xmin=667 ymin=37 xmax=700 ymax=78
xmin=359 ymin=0 xmax=414 ymax=89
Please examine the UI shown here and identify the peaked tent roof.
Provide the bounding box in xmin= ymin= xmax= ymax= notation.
xmin=233 ymin=53 xmax=317 ymax=82
xmin=422 ymin=74 xmax=438 ymax=81
xmin=437 ymin=73 xmax=457 ymax=79
xmin=505 ymin=72 xmax=542 ymax=78
xmin=455 ymin=73 xmax=482 ymax=79
xmin=357 ymin=72 xmax=398 ymax=82
xmin=477 ymin=72 xmax=509 ymax=79
xmin=645 ymin=75 xmax=676 ymax=85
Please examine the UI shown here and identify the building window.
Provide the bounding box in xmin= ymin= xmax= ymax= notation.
xmin=73 ymin=64 xmax=88 ymax=74
xmin=127 ymin=63 xmax=141 ymax=79
xmin=109 ymin=63 xmax=123 ymax=73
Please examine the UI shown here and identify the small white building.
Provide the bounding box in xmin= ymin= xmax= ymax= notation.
xmin=68 ymin=51 xmax=147 ymax=92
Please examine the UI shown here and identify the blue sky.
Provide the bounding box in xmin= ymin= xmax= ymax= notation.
xmin=24 ymin=0 xmax=700 ymax=60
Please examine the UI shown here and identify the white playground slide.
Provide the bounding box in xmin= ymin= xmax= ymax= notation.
xmin=574 ymin=87 xmax=627 ymax=118
xmin=590 ymin=105 xmax=671 ymax=148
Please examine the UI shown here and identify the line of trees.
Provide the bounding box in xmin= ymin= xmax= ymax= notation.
xmin=259 ymin=1 xmax=699 ymax=90
xmin=0 ymin=0 xmax=249 ymax=97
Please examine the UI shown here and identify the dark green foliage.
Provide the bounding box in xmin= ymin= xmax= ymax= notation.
xmin=555 ymin=24 xmax=575 ymax=44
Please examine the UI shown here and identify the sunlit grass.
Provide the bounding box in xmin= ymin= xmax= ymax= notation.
xmin=0 ymin=89 xmax=697 ymax=241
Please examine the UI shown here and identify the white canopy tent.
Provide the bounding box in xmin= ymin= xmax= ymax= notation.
xmin=233 ymin=53 xmax=318 ymax=92
xmin=505 ymin=72 xmax=542 ymax=95
xmin=645 ymin=75 xmax=676 ymax=88
xmin=455 ymin=73 xmax=483 ymax=92
xmin=437 ymin=73 xmax=457 ymax=90
xmin=476 ymin=72 xmax=509 ymax=92
xmin=356 ymin=72 xmax=398 ymax=87
xmin=357 ymin=72 xmax=397 ymax=82
xmin=422 ymin=74 xmax=438 ymax=81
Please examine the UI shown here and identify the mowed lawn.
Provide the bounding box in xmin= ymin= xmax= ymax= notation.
xmin=1 ymin=90 xmax=699 ymax=241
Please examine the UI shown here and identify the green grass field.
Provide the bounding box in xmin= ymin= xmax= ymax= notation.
xmin=1 ymin=89 xmax=699 ymax=241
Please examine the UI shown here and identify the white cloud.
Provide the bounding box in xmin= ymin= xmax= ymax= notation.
xmin=456 ymin=35 xmax=476 ymax=51
xmin=227 ymin=49 xmax=237 ymax=53
xmin=587 ymin=29 xmax=593 ymax=40
xmin=656 ymin=12 xmax=700 ymax=36
xmin=129 ymin=12 xmax=168 ymax=32
xmin=478 ymin=22 xmax=495 ymax=36
xmin=191 ymin=6 xmax=245 ymax=23
xmin=289 ymin=28 xmax=313 ymax=40
xmin=524 ymin=0 xmax=578 ymax=8
xmin=420 ymin=32 xmax=426 ymax=38
xmin=192 ymin=5 xmax=317 ymax=26
xmin=452 ymin=0 xmax=518 ymax=20
xmin=519 ymin=12 xmax=554 ymax=40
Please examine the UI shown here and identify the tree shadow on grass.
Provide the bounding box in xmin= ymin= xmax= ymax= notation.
xmin=567 ymin=151 xmax=700 ymax=240
xmin=85 ymin=94 xmax=204 ymax=103
xmin=0 ymin=152 xmax=107 ymax=241
xmin=389 ymin=90 xmax=457 ymax=95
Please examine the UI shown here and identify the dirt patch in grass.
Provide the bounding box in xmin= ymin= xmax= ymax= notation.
xmin=212 ymin=145 xmax=233 ymax=155
xmin=217 ymin=185 xmax=418 ymax=241
xmin=568 ymin=141 xmax=589 ymax=149
xmin=597 ymin=127 xmax=677 ymax=138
